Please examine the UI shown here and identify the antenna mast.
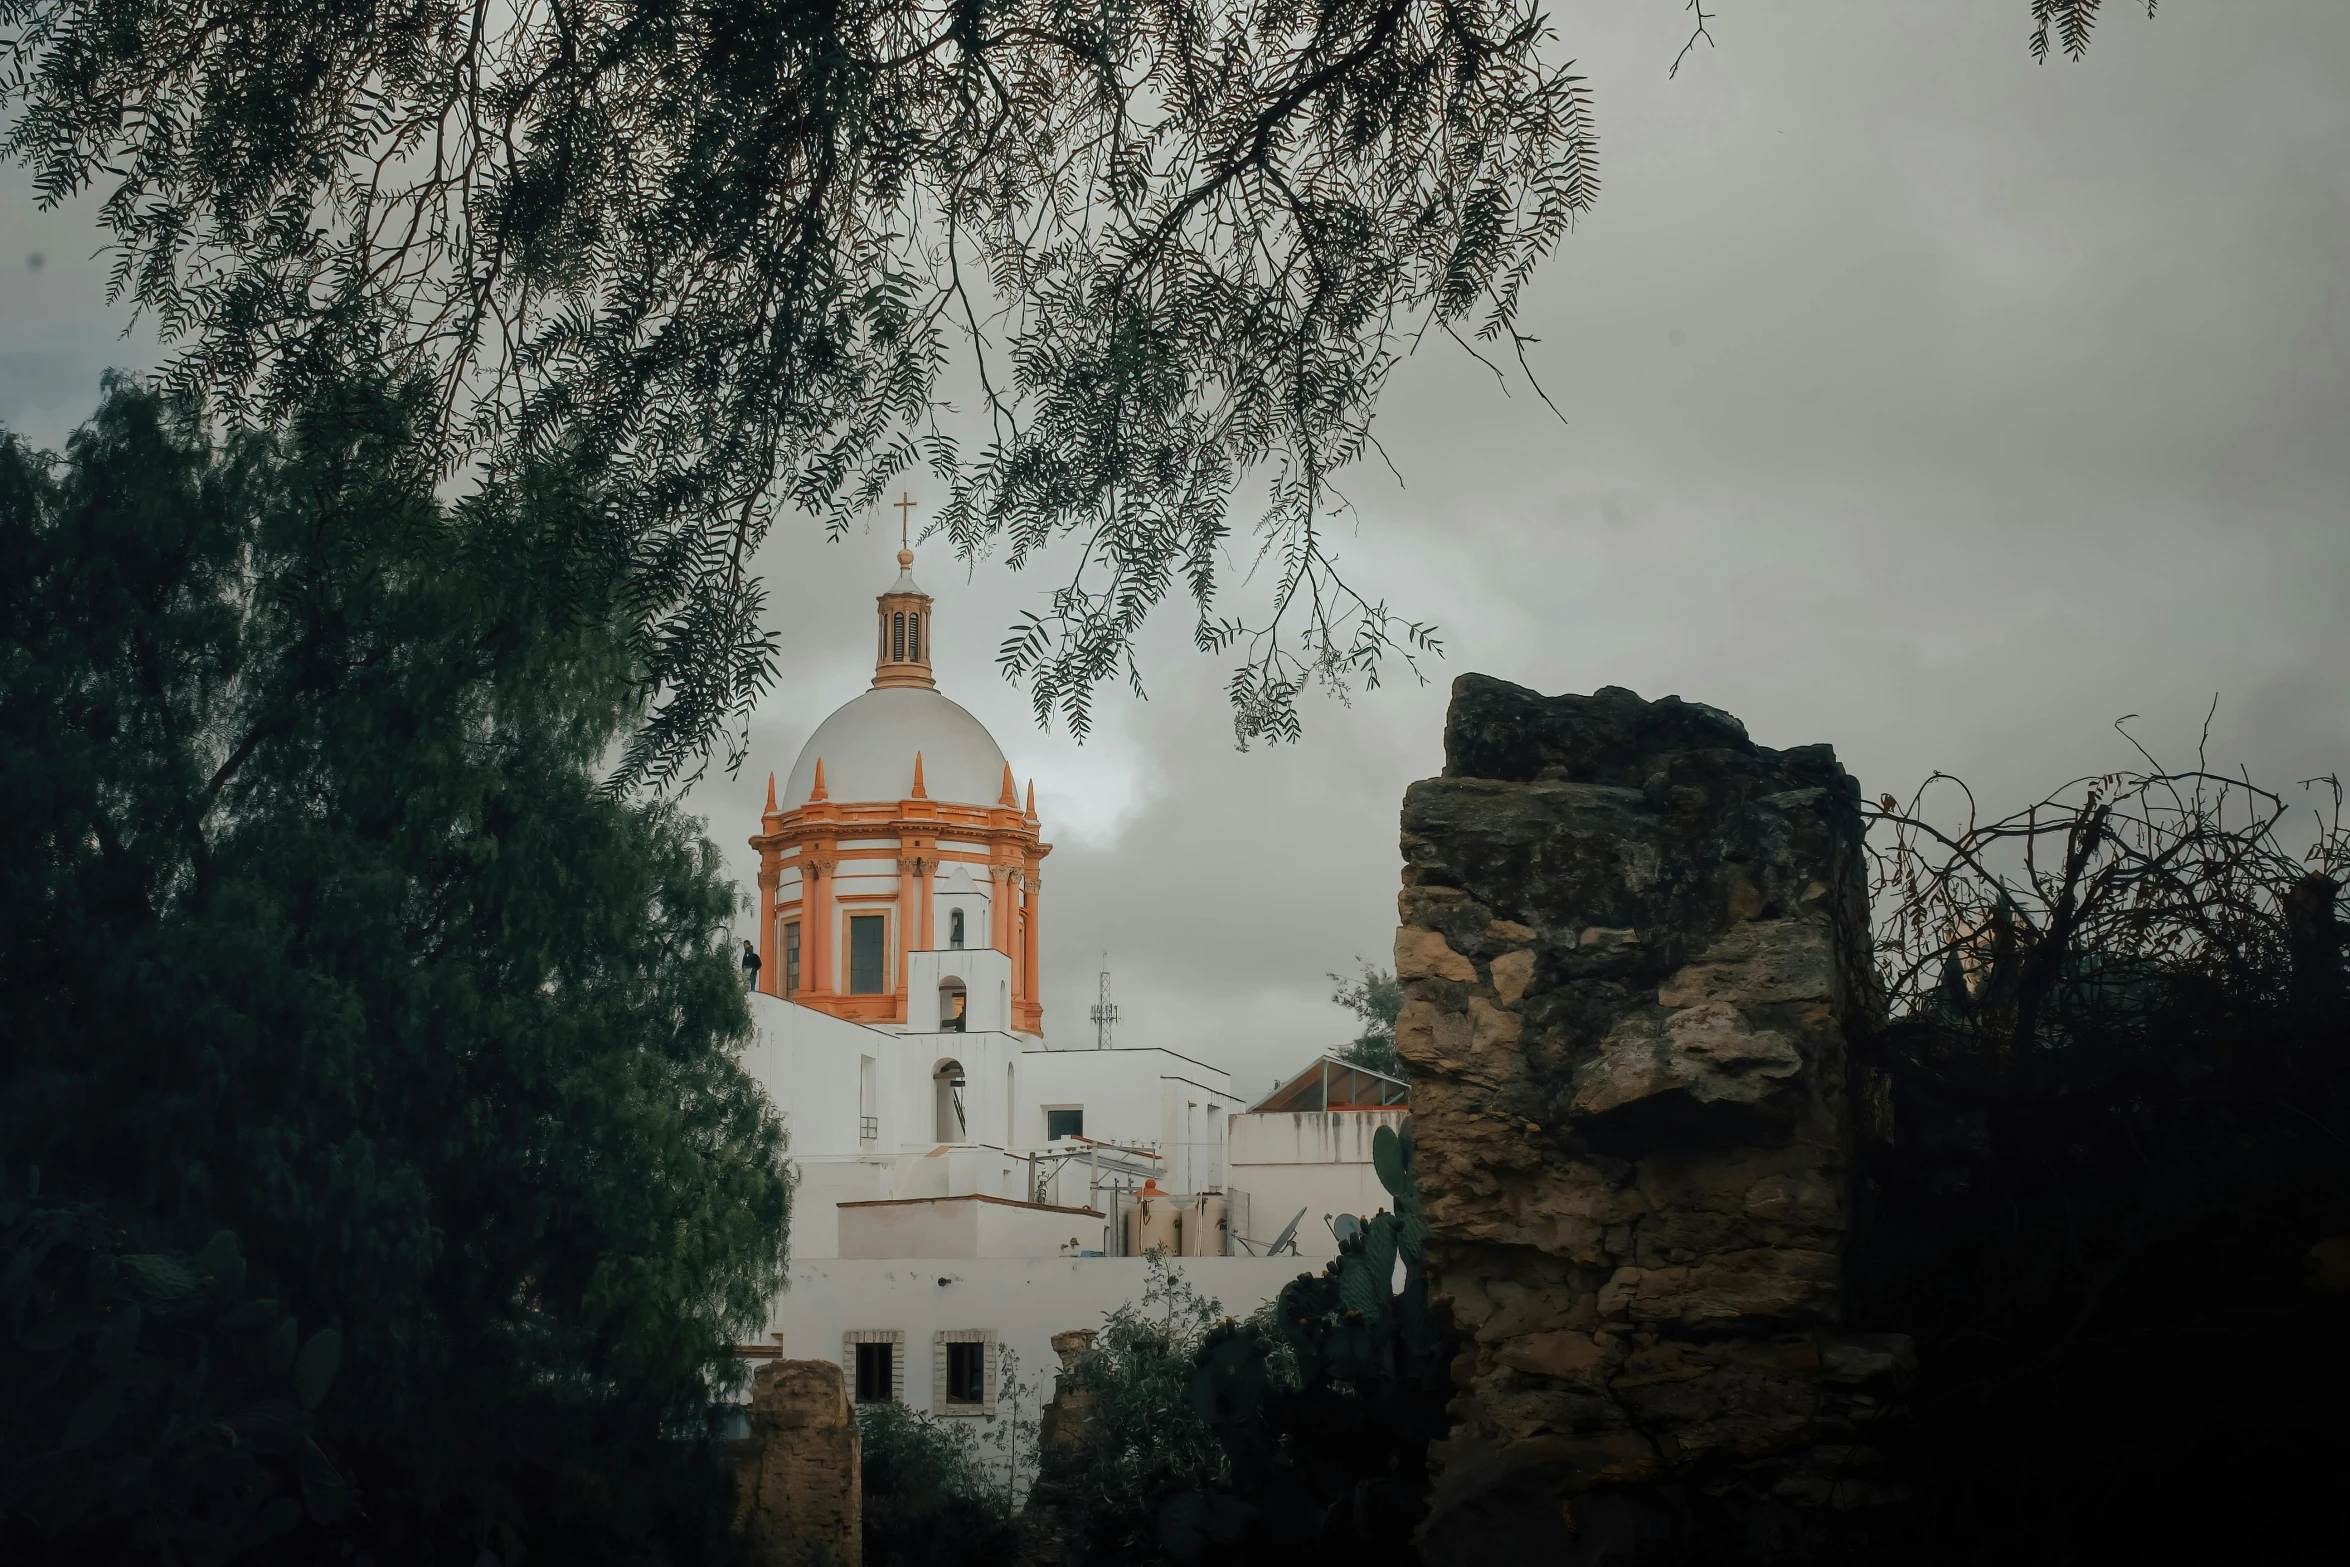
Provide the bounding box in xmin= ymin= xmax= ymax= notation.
xmin=1089 ymin=955 xmax=1118 ymax=1050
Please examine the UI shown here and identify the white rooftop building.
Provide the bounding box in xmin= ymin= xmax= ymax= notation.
xmin=733 ymin=537 xmax=1407 ymax=1420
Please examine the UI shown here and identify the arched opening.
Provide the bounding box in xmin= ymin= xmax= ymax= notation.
xmin=948 ymin=909 xmax=965 ymax=949
xmin=938 ymin=977 xmax=968 ymax=1034
xmin=909 ymin=612 xmax=922 ymax=662
xmin=933 ymin=1059 xmax=967 ymax=1143
xmin=892 ymin=611 xmax=907 ymax=661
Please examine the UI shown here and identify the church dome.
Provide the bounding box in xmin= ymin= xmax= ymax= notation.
xmin=750 ymin=525 xmax=1049 ymax=1037
xmin=784 ymin=686 xmax=1010 ymax=808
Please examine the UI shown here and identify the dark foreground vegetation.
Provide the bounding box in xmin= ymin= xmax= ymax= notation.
xmin=0 ymin=6 xmax=2301 ymax=1560
xmin=867 ymin=763 xmax=2348 ymax=1567
xmin=1851 ymin=761 xmax=2349 ymax=1563
xmin=1 ymin=379 xmax=792 ymax=1563
xmin=7 ymin=375 xmax=2342 ymax=1567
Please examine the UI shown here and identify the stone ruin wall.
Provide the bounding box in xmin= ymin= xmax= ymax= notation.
xmin=733 ymin=1358 xmax=863 ymax=1567
xmin=1396 ymin=676 xmax=1910 ymax=1562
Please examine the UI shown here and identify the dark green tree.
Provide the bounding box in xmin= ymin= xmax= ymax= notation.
xmin=0 ymin=376 xmax=792 ymax=1563
xmin=2 ymin=1177 xmax=359 ymax=1564
xmin=1329 ymin=961 xmax=1402 ymax=1077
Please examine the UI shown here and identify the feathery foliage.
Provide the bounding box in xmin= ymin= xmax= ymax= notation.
xmin=2029 ymin=0 xmax=2158 ymax=64
xmin=1 ymin=0 xmax=1599 ymax=775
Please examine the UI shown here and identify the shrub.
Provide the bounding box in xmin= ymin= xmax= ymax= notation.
xmin=858 ymin=1402 xmax=1020 ymax=1567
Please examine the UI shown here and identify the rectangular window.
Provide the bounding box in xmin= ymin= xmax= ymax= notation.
xmin=1045 ymin=1107 xmax=1084 ymax=1142
xmin=783 ymin=922 xmax=800 ymax=996
xmin=847 ymin=914 xmax=886 ymax=994
xmin=855 ymin=1341 xmax=894 ymax=1404
xmin=945 ymin=1341 xmax=985 ymax=1405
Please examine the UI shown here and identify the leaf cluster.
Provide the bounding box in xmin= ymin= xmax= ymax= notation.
xmin=1037 ymin=1257 xmax=1237 ymax=1563
xmin=2028 ymin=1 xmax=2159 ymax=64
xmin=1 ymin=1176 xmax=350 ymax=1563
xmin=857 ymin=1401 xmax=1022 ymax=1567
xmin=1 ymin=0 xmax=1596 ymax=774
xmin=1037 ymin=1127 xmax=1449 ymax=1566
xmin=0 ymin=376 xmax=793 ymax=1562
xmin=1329 ymin=959 xmax=1402 ymax=1076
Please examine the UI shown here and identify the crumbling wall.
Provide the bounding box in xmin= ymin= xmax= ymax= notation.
xmin=1397 ymin=677 xmax=1908 ymax=1563
xmin=734 ymin=1358 xmax=862 ymax=1567
xmin=1035 ymin=1328 xmax=1098 ymax=1455
xmin=1016 ymin=1329 xmax=1101 ymax=1567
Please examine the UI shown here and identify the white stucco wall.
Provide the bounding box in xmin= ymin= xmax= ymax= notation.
xmin=1226 ymin=1110 xmax=1410 ymax=1259
xmin=788 ymin=1160 xmax=895 ymax=1259
xmin=837 ymin=1196 xmax=1107 ymax=1259
xmin=908 ymin=946 xmax=1013 ymax=1033
xmin=1009 ymin=1050 xmax=1235 ymax=1192
xmin=741 ymin=992 xmax=1040 ymax=1157
xmin=764 ymin=1256 xmax=1311 ymax=1415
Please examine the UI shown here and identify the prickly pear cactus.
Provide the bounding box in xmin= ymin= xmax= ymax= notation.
xmin=1156 ymin=1120 xmax=1454 ymax=1566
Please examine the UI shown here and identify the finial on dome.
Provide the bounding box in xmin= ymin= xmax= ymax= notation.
xmin=872 ymin=519 xmax=936 ymax=689
xmin=809 ymin=758 xmax=829 ymax=802
xmin=999 ymin=763 xmax=1018 ymax=808
xmin=765 ymin=771 xmax=777 ymax=812
xmin=1024 ymin=779 xmax=1038 ymax=821
xmin=910 ymin=750 xmax=928 ymax=799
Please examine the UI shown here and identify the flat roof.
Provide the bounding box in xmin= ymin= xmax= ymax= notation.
xmin=1021 ymin=1043 xmax=1232 ymax=1076
xmin=837 ymin=1192 xmax=1105 ymax=1217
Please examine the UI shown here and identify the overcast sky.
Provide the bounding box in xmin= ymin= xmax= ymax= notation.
xmin=6 ymin=4 xmax=2344 ymax=1104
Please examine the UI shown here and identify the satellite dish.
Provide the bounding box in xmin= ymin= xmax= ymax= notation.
xmin=1265 ymin=1207 xmax=1308 ymax=1257
xmin=1329 ymin=1213 xmax=1363 ymax=1247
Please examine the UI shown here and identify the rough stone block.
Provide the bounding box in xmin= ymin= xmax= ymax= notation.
xmin=1399 ymin=677 xmax=1902 ymax=1564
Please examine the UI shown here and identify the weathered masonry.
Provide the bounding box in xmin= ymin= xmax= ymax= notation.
xmin=732 ymin=1359 xmax=863 ymax=1567
xmin=1396 ymin=677 xmax=1909 ymax=1561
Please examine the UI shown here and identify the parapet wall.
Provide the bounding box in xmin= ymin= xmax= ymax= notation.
xmin=1397 ymin=676 xmax=1907 ymax=1562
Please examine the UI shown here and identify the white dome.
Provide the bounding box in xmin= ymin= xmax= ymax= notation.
xmin=784 ymin=686 xmax=1011 ymax=808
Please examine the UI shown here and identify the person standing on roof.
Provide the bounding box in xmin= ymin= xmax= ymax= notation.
xmin=741 ymin=939 xmax=761 ymax=991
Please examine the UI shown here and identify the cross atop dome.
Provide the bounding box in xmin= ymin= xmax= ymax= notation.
xmin=874 ymin=496 xmax=934 ymax=691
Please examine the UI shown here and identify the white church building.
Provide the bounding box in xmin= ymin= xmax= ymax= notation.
xmin=731 ymin=537 xmax=1405 ymax=1417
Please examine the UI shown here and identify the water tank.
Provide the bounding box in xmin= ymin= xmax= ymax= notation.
xmin=1126 ymin=1183 xmax=1181 ymax=1256
xmin=1181 ymin=1194 xmax=1228 ymax=1257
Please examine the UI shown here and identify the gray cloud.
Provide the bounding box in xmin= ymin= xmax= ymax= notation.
xmin=8 ymin=4 xmax=2344 ymax=1101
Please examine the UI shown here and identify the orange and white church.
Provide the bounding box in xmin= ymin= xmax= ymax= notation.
xmin=748 ymin=542 xmax=1048 ymax=1035
xmin=732 ymin=535 xmax=1406 ymax=1424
